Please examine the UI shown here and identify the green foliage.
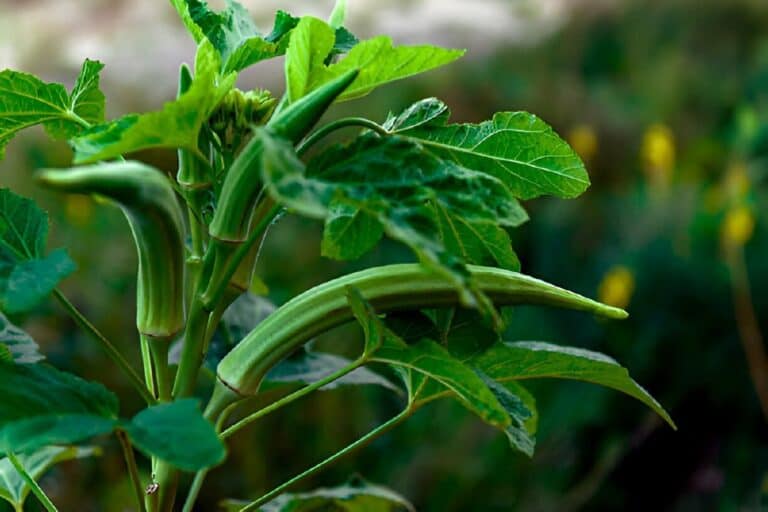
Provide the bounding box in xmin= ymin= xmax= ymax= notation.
xmin=0 ymin=445 xmax=99 ymax=509
xmin=0 ymin=189 xmax=75 ymax=314
xmin=0 ymin=0 xmax=674 ymax=509
xmin=0 ymin=59 xmax=104 ymax=159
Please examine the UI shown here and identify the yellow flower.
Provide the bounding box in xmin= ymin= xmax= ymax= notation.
xmin=721 ymin=205 xmax=755 ymax=248
xmin=567 ymin=124 xmax=598 ymax=162
xmin=598 ymin=266 xmax=635 ymax=310
xmin=723 ymin=161 xmax=750 ymax=202
xmin=641 ymin=124 xmax=675 ymax=187
xmin=64 ymin=194 xmax=94 ymax=227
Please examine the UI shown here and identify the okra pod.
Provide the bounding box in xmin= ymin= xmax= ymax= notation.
xmin=37 ymin=162 xmax=186 ymax=340
xmin=215 ymin=263 xmax=627 ymax=398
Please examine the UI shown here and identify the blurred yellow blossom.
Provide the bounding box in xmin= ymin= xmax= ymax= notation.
xmin=567 ymin=124 xmax=598 ymax=162
xmin=723 ymin=161 xmax=750 ymax=202
xmin=64 ymin=194 xmax=94 ymax=227
xmin=598 ymin=266 xmax=635 ymax=310
xmin=721 ymin=205 xmax=755 ymax=248
xmin=641 ymin=123 xmax=675 ymax=188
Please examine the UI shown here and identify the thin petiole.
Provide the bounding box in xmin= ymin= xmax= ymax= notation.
xmin=7 ymin=452 xmax=58 ymax=512
xmin=237 ymin=408 xmax=412 ymax=511
xmin=116 ymin=430 xmax=148 ymax=512
xmin=296 ymin=117 xmax=389 ymax=157
xmin=53 ymin=289 xmax=156 ymax=405
xmin=220 ymin=358 xmax=366 ymax=439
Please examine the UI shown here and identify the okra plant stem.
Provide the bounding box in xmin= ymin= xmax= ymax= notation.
xmin=296 ymin=117 xmax=389 ymax=157
xmin=116 ymin=430 xmax=147 ymax=512
xmin=238 ymin=407 xmax=413 ymax=512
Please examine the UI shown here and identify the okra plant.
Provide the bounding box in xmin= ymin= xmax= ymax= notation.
xmin=0 ymin=1 xmax=675 ymax=510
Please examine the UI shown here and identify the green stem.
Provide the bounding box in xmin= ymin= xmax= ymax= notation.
xmin=53 ymin=289 xmax=156 ymax=405
xmin=148 ymin=337 xmax=172 ymax=402
xmin=116 ymin=430 xmax=147 ymax=512
xmin=172 ymin=297 xmax=213 ymax=398
xmin=153 ymin=460 xmax=178 ymax=512
xmin=238 ymin=408 xmax=412 ymax=512
xmin=221 ymin=358 xmax=365 ymax=439
xmin=7 ymin=452 xmax=58 ymax=512
xmin=296 ymin=117 xmax=389 ymax=157
xmin=182 ymin=469 xmax=209 ymax=512
xmin=140 ymin=336 xmax=157 ymax=399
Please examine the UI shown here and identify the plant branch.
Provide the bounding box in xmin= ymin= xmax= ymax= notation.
xmin=7 ymin=452 xmax=58 ymax=512
xmin=296 ymin=117 xmax=389 ymax=157
xmin=116 ymin=430 xmax=147 ymax=512
xmin=238 ymin=407 xmax=412 ymax=511
xmin=53 ymin=289 xmax=156 ymax=405
xmin=221 ymin=358 xmax=365 ymax=439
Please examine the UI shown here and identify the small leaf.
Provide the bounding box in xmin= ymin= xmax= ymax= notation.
xmin=322 ymin=200 xmax=384 ymax=260
xmin=0 ymin=189 xmax=75 ymax=314
xmin=482 ymin=376 xmax=537 ymax=457
xmin=285 ymin=17 xmax=337 ymax=102
xmin=0 ymin=312 xmax=43 ymax=364
xmin=0 ymin=59 xmax=105 ymax=160
xmin=71 ymin=41 xmax=236 ymax=163
xmin=125 ymin=399 xmax=225 ymax=472
xmin=310 ymin=37 xmax=465 ymax=102
xmin=328 ymin=0 xmax=348 ymax=29
xmin=0 ymin=445 xmax=98 ymax=508
xmin=390 ymin=98 xmax=589 ymax=199
xmin=263 ymin=348 xmax=398 ymax=392
xmin=223 ymin=476 xmax=415 ymax=512
xmin=0 ymin=362 xmax=119 ymax=454
xmin=472 ymin=341 xmax=675 ymax=428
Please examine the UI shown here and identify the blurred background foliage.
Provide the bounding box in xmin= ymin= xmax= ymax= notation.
xmin=2 ymin=0 xmax=768 ymax=510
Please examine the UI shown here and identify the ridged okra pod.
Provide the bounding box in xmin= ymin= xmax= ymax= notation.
xmin=215 ymin=264 xmax=627 ymax=398
xmin=209 ymin=69 xmax=359 ymax=243
xmin=37 ymin=162 xmax=186 ymax=340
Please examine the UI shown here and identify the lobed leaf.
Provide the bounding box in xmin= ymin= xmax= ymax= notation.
xmin=388 ymin=98 xmax=589 ymax=199
xmin=71 ymin=41 xmax=236 ymax=163
xmin=0 ymin=189 xmax=75 ymax=314
xmin=472 ymin=341 xmax=675 ymax=428
xmin=0 ymin=59 xmax=105 ymax=160
xmin=125 ymin=399 xmax=225 ymax=471
xmin=0 ymin=445 xmax=99 ymax=508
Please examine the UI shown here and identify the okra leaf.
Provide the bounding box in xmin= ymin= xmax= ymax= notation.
xmin=124 ymin=399 xmax=225 ymax=472
xmin=0 ymin=59 xmax=105 ymax=160
xmin=346 ymin=291 xmax=509 ymax=428
xmin=0 ymin=362 xmax=119 ymax=454
xmin=223 ymin=476 xmax=414 ymax=512
xmin=322 ymin=199 xmax=384 ymax=260
xmin=260 ymin=130 xmax=526 ymax=307
xmin=388 ymin=98 xmax=589 ymax=199
xmin=263 ymin=348 xmax=399 ymax=392
xmin=0 ymin=445 xmax=98 ymax=509
xmin=285 ymin=17 xmax=337 ymax=103
xmin=0 ymin=189 xmax=76 ymax=314
xmin=471 ymin=341 xmax=676 ymax=428
xmin=0 ymin=312 xmax=43 ymax=364
xmin=328 ymin=0 xmax=348 ymax=29
xmin=482 ymin=377 xmax=537 ymax=457
xmin=0 ymin=345 xmax=9 ymax=363
xmin=71 ymin=41 xmax=236 ymax=163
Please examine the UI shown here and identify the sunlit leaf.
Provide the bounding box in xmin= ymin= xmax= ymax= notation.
xmin=0 ymin=312 xmax=43 ymax=364
xmin=388 ymin=98 xmax=589 ymax=199
xmin=0 ymin=59 xmax=105 ymax=160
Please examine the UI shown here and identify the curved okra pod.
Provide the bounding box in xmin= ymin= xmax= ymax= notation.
xmin=37 ymin=162 xmax=186 ymax=340
xmin=209 ymin=69 xmax=359 ymax=243
xmin=214 ymin=263 xmax=627 ymax=400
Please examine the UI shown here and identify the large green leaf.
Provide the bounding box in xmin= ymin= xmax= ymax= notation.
xmin=386 ymin=98 xmax=589 ymax=199
xmin=125 ymin=399 xmax=225 ymax=472
xmin=0 ymin=362 xmax=119 ymax=454
xmin=71 ymin=41 xmax=236 ymax=163
xmin=261 ymin=129 xmax=526 ymax=305
xmin=285 ymin=17 xmax=337 ymax=102
xmin=472 ymin=341 xmax=675 ymax=428
xmin=0 ymin=312 xmax=43 ymax=364
xmin=0 ymin=445 xmax=98 ymax=508
xmin=223 ymin=476 xmax=414 ymax=512
xmin=0 ymin=189 xmax=75 ymax=314
xmin=0 ymin=59 xmax=105 ymax=160
xmin=347 ymin=291 xmax=509 ymax=428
